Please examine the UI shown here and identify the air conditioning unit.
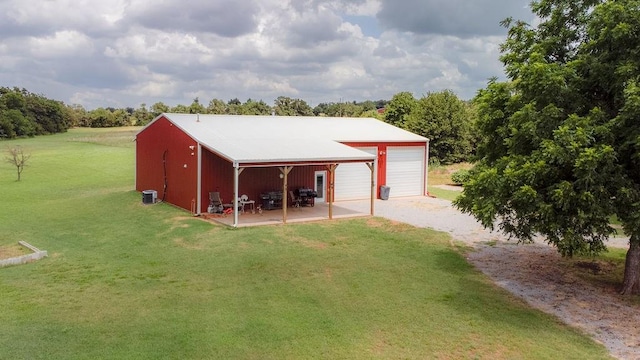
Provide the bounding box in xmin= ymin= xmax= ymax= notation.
xmin=142 ymin=190 xmax=157 ymax=204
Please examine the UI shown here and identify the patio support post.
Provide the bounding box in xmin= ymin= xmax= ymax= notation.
xmin=232 ymin=164 xmax=241 ymax=227
xmin=280 ymin=166 xmax=293 ymax=224
xmin=367 ymin=162 xmax=375 ymax=216
xmin=326 ymin=164 xmax=338 ymax=220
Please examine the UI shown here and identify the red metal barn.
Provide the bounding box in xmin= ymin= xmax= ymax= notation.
xmin=136 ymin=114 xmax=429 ymax=226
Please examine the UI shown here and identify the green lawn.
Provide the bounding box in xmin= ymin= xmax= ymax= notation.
xmin=427 ymin=162 xmax=471 ymax=201
xmin=0 ymin=129 xmax=612 ymax=359
xmin=427 ymin=186 xmax=462 ymax=202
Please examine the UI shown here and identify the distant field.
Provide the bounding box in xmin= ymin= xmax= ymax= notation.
xmin=427 ymin=162 xmax=471 ymax=201
xmin=429 ymin=162 xmax=473 ymax=186
xmin=0 ymin=128 xmax=611 ymax=359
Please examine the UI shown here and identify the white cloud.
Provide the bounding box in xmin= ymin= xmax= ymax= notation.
xmin=104 ymin=31 xmax=212 ymax=63
xmin=1 ymin=0 xmax=128 ymax=36
xmin=0 ymin=0 xmax=533 ymax=109
xmin=28 ymin=30 xmax=95 ymax=58
xmin=125 ymin=77 xmax=180 ymax=98
xmin=343 ymin=0 xmax=381 ymax=16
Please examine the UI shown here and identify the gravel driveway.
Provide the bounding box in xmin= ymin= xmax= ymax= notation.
xmin=338 ymin=196 xmax=638 ymax=359
xmin=339 ymin=196 xmax=630 ymax=249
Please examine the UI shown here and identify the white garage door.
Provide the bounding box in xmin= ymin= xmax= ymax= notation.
xmin=386 ymin=146 xmax=425 ymax=197
xmin=334 ymin=147 xmax=377 ymax=201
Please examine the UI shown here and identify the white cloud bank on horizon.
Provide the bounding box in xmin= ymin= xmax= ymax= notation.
xmin=0 ymin=0 xmax=533 ymax=109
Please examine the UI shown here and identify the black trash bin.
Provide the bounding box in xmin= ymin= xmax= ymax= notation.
xmin=380 ymin=185 xmax=391 ymax=200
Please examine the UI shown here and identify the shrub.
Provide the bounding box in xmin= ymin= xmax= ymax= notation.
xmin=451 ymin=169 xmax=471 ymax=185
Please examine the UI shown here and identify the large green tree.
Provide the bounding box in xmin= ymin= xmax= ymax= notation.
xmin=241 ymin=99 xmax=272 ymax=115
xmin=405 ymin=90 xmax=475 ymax=164
xmin=88 ymin=108 xmax=117 ymax=128
xmin=273 ymin=96 xmax=313 ymax=116
xmin=226 ymin=98 xmax=242 ymax=115
xmin=206 ymin=99 xmax=226 ymax=114
xmin=150 ymin=102 xmax=170 ymax=117
xmin=0 ymin=87 xmax=69 ymax=137
xmin=384 ymin=91 xmax=416 ymax=128
xmin=24 ymin=95 xmax=68 ymax=134
xmin=65 ymin=104 xmax=89 ymax=127
xmin=170 ymin=104 xmax=190 ymax=114
xmin=454 ymin=0 xmax=640 ymax=295
xmin=321 ymin=102 xmax=363 ymax=117
xmin=188 ymin=98 xmax=206 ymax=114
xmin=132 ymin=103 xmax=154 ymax=126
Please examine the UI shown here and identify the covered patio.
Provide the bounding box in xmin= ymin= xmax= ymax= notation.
xmin=201 ymin=201 xmax=370 ymax=227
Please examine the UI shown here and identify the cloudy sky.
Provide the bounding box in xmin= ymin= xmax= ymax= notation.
xmin=0 ymin=0 xmax=534 ymax=110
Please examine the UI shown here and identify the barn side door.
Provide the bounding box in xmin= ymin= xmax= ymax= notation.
xmin=314 ymin=171 xmax=326 ymax=203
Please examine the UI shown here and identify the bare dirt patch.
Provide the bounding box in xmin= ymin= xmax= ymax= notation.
xmin=0 ymin=243 xmax=30 ymax=259
xmin=467 ymin=242 xmax=640 ymax=360
xmin=366 ymin=217 xmax=388 ymax=228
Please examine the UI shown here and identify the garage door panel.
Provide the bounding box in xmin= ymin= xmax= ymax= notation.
xmin=335 ymin=147 xmax=377 ymax=201
xmin=386 ymin=146 xmax=424 ymax=197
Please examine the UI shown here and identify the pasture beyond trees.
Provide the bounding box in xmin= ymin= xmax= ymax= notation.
xmin=0 ymin=129 xmax=610 ymax=359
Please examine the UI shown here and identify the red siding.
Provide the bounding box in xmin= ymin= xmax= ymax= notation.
xmin=199 ymin=147 xmax=324 ymax=212
xmin=136 ymin=117 xmax=199 ymax=212
xmin=200 ymin=149 xmax=232 ymax=210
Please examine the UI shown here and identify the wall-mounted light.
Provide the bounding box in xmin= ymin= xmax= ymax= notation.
xmin=183 ymin=164 xmax=188 ymax=168
xmin=279 ymin=173 xmax=284 ymax=179
xmin=189 ymin=145 xmax=195 ymax=150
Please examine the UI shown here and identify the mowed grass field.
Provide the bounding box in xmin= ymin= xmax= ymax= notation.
xmin=0 ymin=128 xmax=612 ymax=359
xmin=427 ymin=162 xmax=472 ymax=201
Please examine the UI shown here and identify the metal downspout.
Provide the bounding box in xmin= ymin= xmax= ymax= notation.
xmin=424 ymin=140 xmax=430 ymax=196
xmin=134 ymin=138 xmax=138 ymax=191
xmin=368 ymin=161 xmax=375 ymax=216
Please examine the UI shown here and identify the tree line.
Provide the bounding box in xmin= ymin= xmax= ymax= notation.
xmin=0 ymin=90 xmax=389 ymax=132
xmin=0 ymin=88 xmax=478 ymax=164
xmin=64 ymin=96 xmax=391 ymax=128
xmin=0 ymin=87 xmax=70 ymax=138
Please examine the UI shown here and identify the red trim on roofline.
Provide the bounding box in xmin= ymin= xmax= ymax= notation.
xmin=341 ymin=141 xmax=427 ymax=147
xmin=238 ymin=158 xmax=374 ymax=168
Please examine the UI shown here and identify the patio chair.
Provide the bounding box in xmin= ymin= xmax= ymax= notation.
xmin=239 ymin=194 xmax=256 ymax=214
xmin=209 ymin=192 xmax=223 ymax=213
xmin=289 ymin=190 xmax=302 ymax=208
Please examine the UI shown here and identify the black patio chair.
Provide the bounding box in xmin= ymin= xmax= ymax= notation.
xmin=209 ymin=192 xmax=223 ymax=213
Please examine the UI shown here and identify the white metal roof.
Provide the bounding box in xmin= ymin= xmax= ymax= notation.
xmin=142 ymin=114 xmax=428 ymax=165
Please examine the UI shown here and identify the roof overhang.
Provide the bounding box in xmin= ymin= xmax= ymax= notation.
xmin=200 ymin=138 xmax=376 ymax=168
